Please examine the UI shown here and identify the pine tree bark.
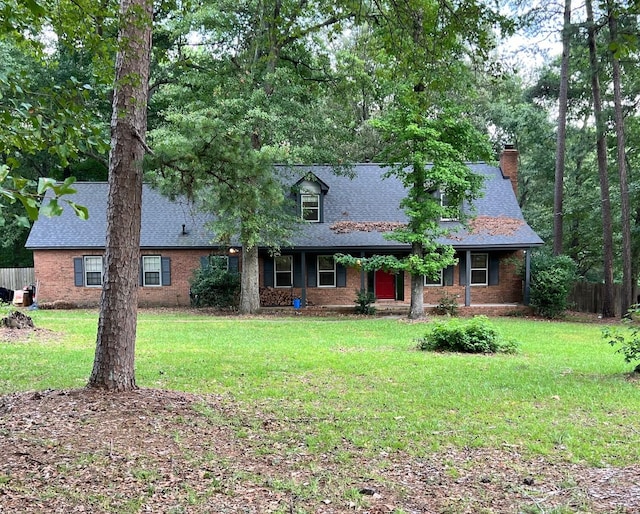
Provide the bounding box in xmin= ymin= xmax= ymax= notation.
xmin=607 ymin=0 xmax=633 ymax=316
xmin=553 ymin=0 xmax=571 ymax=256
xmin=586 ymin=0 xmax=615 ymax=318
xmin=88 ymin=0 xmax=153 ymax=390
xmin=239 ymin=245 xmax=261 ymax=314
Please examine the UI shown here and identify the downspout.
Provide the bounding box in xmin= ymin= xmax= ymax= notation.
xmin=524 ymin=250 xmax=531 ymax=305
xmin=360 ymin=251 xmax=366 ymax=291
xmin=465 ymin=250 xmax=471 ymax=306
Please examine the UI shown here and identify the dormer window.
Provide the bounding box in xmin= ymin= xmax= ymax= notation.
xmin=439 ymin=190 xmax=459 ymax=221
xmin=302 ymin=193 xmax=320 ymax=222
xmin=295 ymin=173 xmax=329 ymax=223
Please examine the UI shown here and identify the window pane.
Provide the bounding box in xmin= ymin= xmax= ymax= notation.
xmin=275 ymin=273 xmax=292 ymax=287
xmin=86 ymin=272 xmax=102 ymax=286
xmin=275 ymin=256 xmax=292 ymax=272
xmin=318 ymin=255 xmax=334 ymax=271
xmin=319 ymin=272 xmax=335 ymax=286
xmin=145 ymin=272 xmax=160 ymax=286
xmin=85 ymin=256 xmax=102 ymax=272
xmin=471 ymin=270 xmax=487 ymax=285
xmin=471 ymin=254 xmax=487 ymax=268
xmin=425 ymin=271 xmax=443 ymax=286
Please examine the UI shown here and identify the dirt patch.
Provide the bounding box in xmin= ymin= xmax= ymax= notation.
xmin=1 ymin=388 xmax=638 ymax=513
xmin=0 ymin=326 xmax=60 ymax=344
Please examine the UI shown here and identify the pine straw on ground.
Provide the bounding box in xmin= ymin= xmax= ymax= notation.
xmin=1 ymin=327 xmax=639 ymax=513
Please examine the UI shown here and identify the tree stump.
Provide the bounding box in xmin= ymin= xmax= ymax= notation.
xmin=1 ymin=311 xmax=34 ymax=329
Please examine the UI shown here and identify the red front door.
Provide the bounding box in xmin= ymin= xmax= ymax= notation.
xmin=375 ymin=270 xmax=396 ymax=300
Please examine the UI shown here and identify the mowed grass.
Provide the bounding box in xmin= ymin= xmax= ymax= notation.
xmin=1 ymin=309 xmax=639 ymax=467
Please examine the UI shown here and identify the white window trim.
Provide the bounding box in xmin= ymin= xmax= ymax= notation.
xmin=142 ymin=255 xmax=162 ymax=287
xmin=84 ymin=256 xmax=103 ymax=287
xmin=470 ymin=253 xmax=489 ymax=286
xmin=424 ymin=269 xmax=443 ymax=287
xmin=317 ymin=255 xmax=336 ymax=288
xmin=301 ymin=193 xmax=320 ymax=223
xmin=274 ymin=255 xmax=293 ymax=288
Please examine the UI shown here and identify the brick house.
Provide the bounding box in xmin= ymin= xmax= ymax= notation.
xmin=25 ymin=148 xmax=543 ymax=311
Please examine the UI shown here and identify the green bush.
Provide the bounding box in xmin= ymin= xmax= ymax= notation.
xmin=602 ymin=304 xmax=640 ymax=373
xmin=529 ymin=253 xmax=576 ymax=319
xmin=433 ymin=292 xmax=459 ymax=316
xmin=416 ymin=315 xmax=519 ymax=354
xmin=190 ymin=258 xmax=240 ymax=309
xmin=354 ymin=289 xmax=376 ymax=315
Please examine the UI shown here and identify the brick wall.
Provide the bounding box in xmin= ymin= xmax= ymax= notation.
xmin=33 ymin=249 xmax=212 ymax=307
xmin=259 ymin=250 xmax=524 ymax=308
xmin=34 ymin=248 xmax=524 ymax=308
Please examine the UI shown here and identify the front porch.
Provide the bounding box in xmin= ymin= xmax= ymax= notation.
xmin=263 ymin=301 xmax=533 ymax=317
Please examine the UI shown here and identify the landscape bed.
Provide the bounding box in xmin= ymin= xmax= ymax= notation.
xmin=1 ymin=309 xmax=639 ymax=513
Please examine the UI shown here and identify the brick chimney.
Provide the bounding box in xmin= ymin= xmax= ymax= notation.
xmin=500 ymin=144 xmax=518 ymax=197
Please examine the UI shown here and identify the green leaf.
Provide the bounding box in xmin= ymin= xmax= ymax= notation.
xmin=68 ymin=201 xmax=89 ymax=220
xmin=40 ymin=198 xmax=64 ymax=217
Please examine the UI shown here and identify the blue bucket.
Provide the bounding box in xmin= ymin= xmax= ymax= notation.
xmin=293 ymin=298 xmax=301 ymax=309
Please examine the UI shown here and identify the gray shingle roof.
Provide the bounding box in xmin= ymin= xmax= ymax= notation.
xmin=26 ymin=163 xmax=543 ymax=251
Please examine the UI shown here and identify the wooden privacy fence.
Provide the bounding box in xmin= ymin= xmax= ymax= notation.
xmin=0 ymin=268 xmax=35 ymax=291
xmin=568 ymin=281 xmax=622 ymax=317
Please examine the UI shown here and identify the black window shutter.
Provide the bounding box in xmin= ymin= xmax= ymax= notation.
xmin=395 ymin=272 xmax=404 ymax=301
xmin=263 ymin=257 xmax=274 ymax=287
xmin=319 ymin=194 xmax=324 ymax=223
xmin=200 ymin=256 xmax=209 ymax=269
xmin=228 ymin=256 xmax=239 ymax=273
xmin=74 ymin=258 xmax=84 ymax=287
xmin=367 ymin=271 xmax=375 ymax=293
xmin=443 ymin=265 xmax=454 ymax=286
xmin=293 ymin=254 xmax=303 ymax=287
xmin=161 ymin=257 xmax=171 ymax=286
xmin=459 ymin=259 xmax=467 ymax=285
xmin=139 ymin=257 xmax=144 ymax=286
xmin=307 ymin=257 xmax=317 ymax=287
xmin=336 ymin=262 xmax=347 ymax=287
xmin=489 ymin=254 xmax=500 ymax=285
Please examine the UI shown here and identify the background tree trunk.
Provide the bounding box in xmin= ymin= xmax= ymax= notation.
xmin=586 ymin=0 xmax=615 ymax=318
xmin=88 ymin=0 xmax=152 ymax=391
xmin=607 ymin=0 xmax=633 ymax=315
xmin=553 ymin=0 xmax=571 ymax=256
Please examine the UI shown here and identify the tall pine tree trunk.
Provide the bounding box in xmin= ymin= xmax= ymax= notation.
xmin=239 ymin=245 xmax=261 ymax=314
xmin=607 ymin=0 xmax=633 ymax=316
xmin=553 ymin=0 xmax=571 ymax=256
xmin=88 ymin=0 xmax=152 ymax=390
xmin=586 ymin=0 xmax=615 ymax=318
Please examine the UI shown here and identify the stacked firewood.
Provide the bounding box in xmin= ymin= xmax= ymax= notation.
xmin=259 ymin=288 xmax=295 ymax=307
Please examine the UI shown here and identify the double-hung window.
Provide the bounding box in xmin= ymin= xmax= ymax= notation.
xmin=424 ymin=269 xmax=443 ymax=287
xmin=471 ymin=253 xmax=489 ymax=286
xmin=275 ymin=255 xmax=293 ymax=287
xmin=142 ymin=256 xmax=162 ymax=286
xmin=84 ymin=256 xmax=103 ymax=287
xmin=317 ymin=255 xmax=336 ymax=287
xmin=301 ymin=194 xmax=320 ymax=222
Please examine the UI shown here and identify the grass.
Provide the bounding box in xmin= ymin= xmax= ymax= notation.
xmin=1 ymin=309 xmax=639 ymax=466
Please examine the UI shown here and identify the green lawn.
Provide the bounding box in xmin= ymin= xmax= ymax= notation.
xmin=2 ymin=310 xmax=638 ymax=467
